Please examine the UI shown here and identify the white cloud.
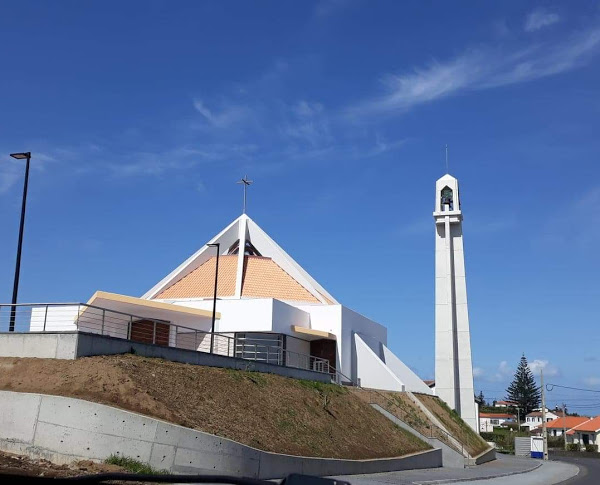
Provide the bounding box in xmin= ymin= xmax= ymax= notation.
xmin=525 ymin=8 xmax=561 ymax=32
xmin=473 ymin=367 xmax=485 ymax=378
xmin=347 ymin=26 xmax=600 ymax=118
xmin=498 ymin=360 xmax=511 ymax=375
xmin=583 ymin=377 xmax=600 ymax=387
xmin=193 ymin=99 xmax=250 ymax=128
xmin=528 ymin=359 xmax=560 ymax=377
xmin=0 ymin=151 xmax=56 ymax=194
xmin=293 ymin=100 xmax=324 ymax=117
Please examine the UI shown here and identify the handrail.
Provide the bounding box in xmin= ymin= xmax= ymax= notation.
xmin=365 ymin=387 xmax=466 ymax=457
xmin=0 ymin=302 xmax=331 ymax=375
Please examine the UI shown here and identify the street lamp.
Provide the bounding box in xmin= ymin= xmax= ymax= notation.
xmin=207 ymin=243 xmax=220 ymax=353
xmin=8 ymin=152 xmax=32 ymax=332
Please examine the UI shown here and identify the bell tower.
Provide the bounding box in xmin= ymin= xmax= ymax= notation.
xmin=433 ymin=174 xmax=477 ymax=431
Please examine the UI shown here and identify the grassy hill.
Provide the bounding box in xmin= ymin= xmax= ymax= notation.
xmin=352 ymin=388 xmax=489 ymax=457
xmin=0 ymin=355 xmax=430 ymax=460
xmin=414 ymin=393 xmax=489 ymax=456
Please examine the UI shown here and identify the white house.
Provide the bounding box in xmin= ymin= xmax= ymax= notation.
xmin=494 ymin=400 xmax=517 ymax=408
xmin=29 ymin=212 xmax=433 ymax=395
xmin=543 ymin=417 xmax=590 ymax=437
xmin=566 ymin=416 xmax=600 ymax=450
xmin=479 ymin=412 xmax=515 ymax=433
xmin=522 ymin=409 xmax=561 ymax=431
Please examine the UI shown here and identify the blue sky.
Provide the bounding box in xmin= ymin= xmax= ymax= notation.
xmin=1 ymin=1 xmax=599 ymax=413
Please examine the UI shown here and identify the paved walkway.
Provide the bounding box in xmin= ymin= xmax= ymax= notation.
xmin=334 ymin=454 xmax=578 ymax=485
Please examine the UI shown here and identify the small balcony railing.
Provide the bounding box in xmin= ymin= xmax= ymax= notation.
xmin=0 ymin=302 xmax=331 ymax=375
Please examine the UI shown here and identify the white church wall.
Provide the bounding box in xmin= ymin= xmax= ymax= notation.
xmin=297 ymin=304 xmax=343 ymax=371
xmin=341 ymin=306 xmax=387 ymax=382
xmin=168 ymin=299 xmax=273 ymax=334
xmin=381 ymin=344 xmax=432 ymax=394
xmin=354 ymin=334 xmax=404 ymax=392
xmin=271 ymin=300 xmax=310 ymax=334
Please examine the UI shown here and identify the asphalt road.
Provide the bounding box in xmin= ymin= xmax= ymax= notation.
xmin=553 ymin=455 xmax=600 ymax=485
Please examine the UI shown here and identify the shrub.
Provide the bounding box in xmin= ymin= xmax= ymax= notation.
xmin=104 ymin=455 xmax=167 ymax=474
xmin=480 ymin=432 xmax=495 ymax=442
xmin=547 ymin=436 xmax=565 ymax=449
xmin=585 ymin=444 xmax=598 ymax=453
xmin=567 ymin=443 xmax=580 ymax=452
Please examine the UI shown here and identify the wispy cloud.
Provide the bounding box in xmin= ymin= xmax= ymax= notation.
xmin=107 ymin=144 xmax=257 ymax=177
xmin=528 ymin=359 xmax=560 ymax=377
xmin=193 ymin=99 xmax=251 ymax=128
xmin=347 ymin=26 xmax=600 ymax=118
xmin=583 ymin=377 xmax=600 ymax=387
xmin=0 ymin=151 xmax=56 ymax=194
xmin=525 ymin=8 xmax=561 ymax=32
xmin=475 ymin=360 xmax=513 ymax=383
xmin=537 ymin=185 xmax=600 ymax=249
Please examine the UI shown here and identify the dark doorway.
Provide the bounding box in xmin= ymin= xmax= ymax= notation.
xmin=310 ymin=339 xmax=336 ymax=371
xmin=130 ymin=319 xmax=170 ymax=346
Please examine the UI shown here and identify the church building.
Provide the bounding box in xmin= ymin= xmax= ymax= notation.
xmin=25 ymin=173 xmax=482 ymax=427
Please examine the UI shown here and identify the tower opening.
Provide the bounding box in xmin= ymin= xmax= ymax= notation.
xmin=441 ymin=186 xmax=454 ymax=210
xmin=226 ymin=239 xmax=262 ymax=256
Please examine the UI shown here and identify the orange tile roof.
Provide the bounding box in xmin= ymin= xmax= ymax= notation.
xmin=155 ymin=256 xmax=323 ymax=303
xmin=480 ymin=413 xmax=515 ymax=419
xmin=545 ymin=416 xmax=589 ymax=429
xmin=568 ymin=416 xmax=600 ymax=433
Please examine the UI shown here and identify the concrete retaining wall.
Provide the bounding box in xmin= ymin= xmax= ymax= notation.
xmin=469 ymin=446 xmax=496 ymax=466
xmin=0 ymin=332 xmax=78 ymax=359
xmin=371 ymin=404 xmax=466 ymax=469
xmin=0 ymin=390 xmax=441 ymax=478
xmin=0 ymin=331 xmax=330 ymax=383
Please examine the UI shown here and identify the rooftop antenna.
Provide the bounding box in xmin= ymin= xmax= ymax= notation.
xmin=237 ymin=175 xmax=253 ymax=214
xmin=445 ymin=144 xmax=449 ymax=174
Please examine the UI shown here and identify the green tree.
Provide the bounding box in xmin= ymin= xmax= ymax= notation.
xmin=506 ymin=354 xmax=541 ymax=416
xmin=475 ymin=391 xmax=486 ymax=406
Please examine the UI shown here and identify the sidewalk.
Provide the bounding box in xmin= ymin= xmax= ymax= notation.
xmin=335 ymin=454 xmax=578 ymax=485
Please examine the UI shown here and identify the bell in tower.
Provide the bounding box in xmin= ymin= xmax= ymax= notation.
xmin=441 ymin=186 xmax=454 ymax=210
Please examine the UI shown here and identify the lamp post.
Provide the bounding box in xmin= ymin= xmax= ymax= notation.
xmin=207 ymin=243 xmax=220 ymax=353
xmin=8 ymin=152 xmax=32 ymax=332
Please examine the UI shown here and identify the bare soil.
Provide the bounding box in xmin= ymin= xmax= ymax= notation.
xmin=0 ymin=450 xmax=124 ymax=477
xmin=0 ymin=355 xmax=430 ymax=460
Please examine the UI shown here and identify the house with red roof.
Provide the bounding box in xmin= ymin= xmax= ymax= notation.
xmin=534 ymin=416 xmax=590 ymax=437
xmin=566 ymin=416 xmax=600 ymax=450
xmin=479 ymin=412 xmax=515 ymax=432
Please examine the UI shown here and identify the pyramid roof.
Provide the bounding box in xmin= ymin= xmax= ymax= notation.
xmin=143 ymin=214 xmax=337 ymax=305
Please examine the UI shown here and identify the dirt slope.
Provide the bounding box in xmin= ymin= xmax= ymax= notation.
xmin=0 ymin=355 xmax=429 ymax=459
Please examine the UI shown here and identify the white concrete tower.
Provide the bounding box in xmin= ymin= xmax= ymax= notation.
xmin=433 ymin=174 xmax=477 ymax=432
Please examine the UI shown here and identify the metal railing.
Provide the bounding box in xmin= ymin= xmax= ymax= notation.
xmin=0 ymin=303 xmax=331 ymax=375
xmin=364 ymin=387 xmax=466 ymax=457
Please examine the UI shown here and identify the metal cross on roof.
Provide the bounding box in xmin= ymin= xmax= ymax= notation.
xmin=237 ymin=175 xmax=253 ymax=214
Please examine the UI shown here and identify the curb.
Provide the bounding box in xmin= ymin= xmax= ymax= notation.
xmin=413 ymin=461 xmax=543 ymax=484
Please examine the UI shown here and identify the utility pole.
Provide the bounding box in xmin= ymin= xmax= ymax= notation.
xmin=541 ymin=369 xmax=548 ymax=460
xmin=563 ymin=403 xmax=567 ymax=451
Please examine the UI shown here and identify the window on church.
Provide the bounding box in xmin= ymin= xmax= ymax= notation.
xmin=234 ymin=332 xmax=284 ymax=365
xmin=226 ymin=239 xmax=262 ymax=256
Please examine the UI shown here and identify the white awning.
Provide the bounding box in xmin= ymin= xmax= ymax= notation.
xmin=84 ymin=291 xmax=217 ymax=328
